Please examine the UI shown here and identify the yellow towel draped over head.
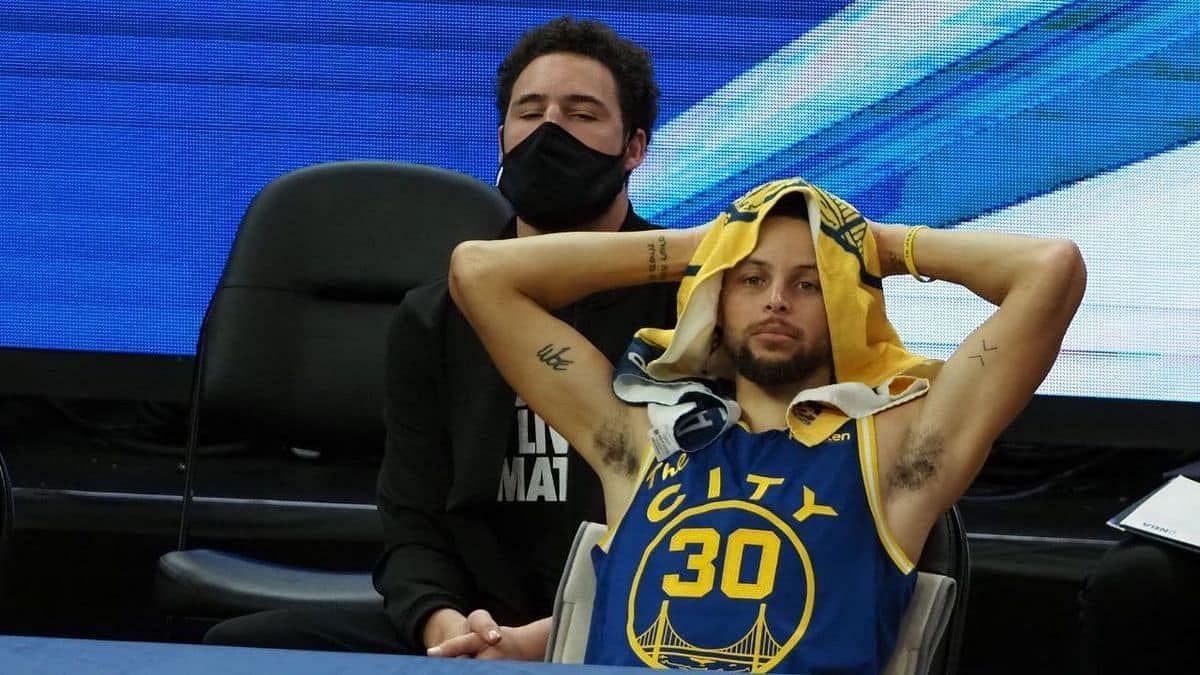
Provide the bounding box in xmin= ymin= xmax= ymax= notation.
xmin=633 ymin=177 xmax=940 ymax=446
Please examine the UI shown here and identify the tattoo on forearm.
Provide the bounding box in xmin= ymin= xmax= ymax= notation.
xmin=886 ymin=248 xmax=904 ymax=274
xmin=537 ymin=344 xmax=574 ymax=371
xmin=968 ymin=339 xmax=999 ymax=367
xmin=647 ymin=235 xmax=669 ymax=282
xmin=890 ymin=430 xmax=944 ymax=491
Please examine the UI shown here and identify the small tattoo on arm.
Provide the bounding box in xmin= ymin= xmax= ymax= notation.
xmin=537 ymin=344 xmax=574 ymax=371
xmin=886 ymin=249 xmax=904 ymax=274
xmin=647 ymin=235 xmax=669 ymax=282
xmin=968 ymin=339 xmax=999 ymax=367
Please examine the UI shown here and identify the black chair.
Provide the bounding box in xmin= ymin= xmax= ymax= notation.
xmin=914 ymin=504 xmax=971 ymax=675
xmin=155 ymin=161 xmax=511 ymax=619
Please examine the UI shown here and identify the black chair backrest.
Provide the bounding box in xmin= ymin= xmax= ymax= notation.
xmin=196 ymin=161 xmax=512 ymax=453
xmin=916 ymin=505 xmax=971 ymax=675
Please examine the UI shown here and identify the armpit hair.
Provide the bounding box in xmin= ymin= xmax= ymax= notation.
xmin=594 ymin=416 xmax=639 ymax=478
xmin=889 ymin=429 xmax=944 ymax=491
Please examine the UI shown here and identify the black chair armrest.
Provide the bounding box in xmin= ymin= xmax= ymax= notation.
xmin=155 ymin=549 xmax=380 ymax=619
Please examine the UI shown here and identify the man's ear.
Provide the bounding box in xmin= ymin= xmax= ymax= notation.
xmin=623 ymin=128 xmax=648 ymax=172
xmin=497 ymin=125 xmax=506 ymax=161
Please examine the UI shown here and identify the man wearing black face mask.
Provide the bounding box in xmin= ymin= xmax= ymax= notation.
xmin=498 ymin=122 xmax=633 ymax=231
xmin=203 ymin=17 xmax=677 ymax=658
xmin=493 ymin=20 xmax=654 ymax=239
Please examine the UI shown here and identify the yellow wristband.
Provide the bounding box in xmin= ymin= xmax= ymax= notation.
xmin=902 ymin=226 xmax=934 ymax=283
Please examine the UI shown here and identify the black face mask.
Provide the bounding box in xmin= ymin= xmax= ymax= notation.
xmin=498 ymin=122 xmax=629 ymax=231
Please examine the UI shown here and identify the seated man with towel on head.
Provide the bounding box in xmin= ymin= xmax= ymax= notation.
xmin=437 ymin=177 xmax=1085 ymax=672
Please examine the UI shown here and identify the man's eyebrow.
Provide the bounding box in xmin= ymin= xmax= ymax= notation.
xmin=511 ymin=93 xmax=608 ymax=109
xmin=737 ymin=258 xmax=817 ymax=272
xmin=562 ymin=93 xmax=607 ymax=108
xmin=512 ymin=93 xmax=547 ymax=107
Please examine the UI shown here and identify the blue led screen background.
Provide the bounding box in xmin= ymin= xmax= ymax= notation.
xmin=1 ymin=1 xmax=1198 ymax=402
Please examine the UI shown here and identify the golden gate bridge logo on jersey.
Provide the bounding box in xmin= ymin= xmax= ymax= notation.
xmin=625 ymin=500 xmax=816 ymax=672
xmin=634 ymin=599 xmax=784 ymax=670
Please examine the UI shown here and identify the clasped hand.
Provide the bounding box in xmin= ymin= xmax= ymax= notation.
xmin=425 ymin=609 xmax=549 ymax=660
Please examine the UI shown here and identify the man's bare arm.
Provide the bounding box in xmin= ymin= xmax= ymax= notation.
xmin=873 ymin=224 xmax=1086 ymax=556
xmin=448 ymin=228 xmax=700 ymax=499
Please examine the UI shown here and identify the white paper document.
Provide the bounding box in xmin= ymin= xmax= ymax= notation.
xmin=1107 ymin=475 xmax=1200 ymax=553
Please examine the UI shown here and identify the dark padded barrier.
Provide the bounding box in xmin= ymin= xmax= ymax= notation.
xmin=0 ymin=450 xmax=12 ymax=560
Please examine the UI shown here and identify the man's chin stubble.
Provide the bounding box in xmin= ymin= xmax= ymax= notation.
xmin=733 ymin=346 xmax=816 ymax=389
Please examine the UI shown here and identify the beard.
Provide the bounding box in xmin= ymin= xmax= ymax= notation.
xmin=731 ymin=341 xmax=827 ymax=389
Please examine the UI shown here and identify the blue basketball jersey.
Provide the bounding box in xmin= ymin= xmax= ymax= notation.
xmin=584 ymin=416 xmax=915 ymax=674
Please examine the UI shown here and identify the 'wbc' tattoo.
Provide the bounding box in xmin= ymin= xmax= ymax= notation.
xmin=968 ymin=339 xmax=998 ymax=366
xmin=537 ymin=344 xmax=574 ymax=371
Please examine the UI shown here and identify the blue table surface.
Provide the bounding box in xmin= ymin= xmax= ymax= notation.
xmin=0 ymin=634 xmax=653 ymax=674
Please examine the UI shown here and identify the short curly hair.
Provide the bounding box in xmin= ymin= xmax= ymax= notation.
xmin=496 ymin=16 xmax=659 ymax=144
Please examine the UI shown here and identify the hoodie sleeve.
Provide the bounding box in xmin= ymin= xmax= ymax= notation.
xmin=372 ymin=281 xmax=474 ymax=648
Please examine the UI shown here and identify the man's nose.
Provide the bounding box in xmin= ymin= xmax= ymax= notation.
xmin=765 ymin=284 xmax=789 ymax=312
xmin=543 ymin=105 xmax=565 ymax=125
